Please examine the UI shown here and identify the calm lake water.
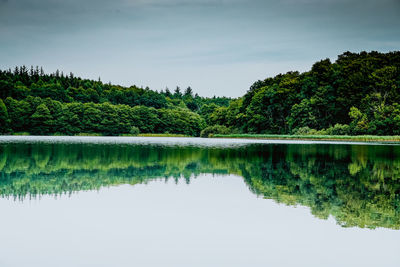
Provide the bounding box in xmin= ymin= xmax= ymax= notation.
xmin=0 ymin=136 xmax=399 ymax=267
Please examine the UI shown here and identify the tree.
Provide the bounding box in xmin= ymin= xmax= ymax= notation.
xmin=0 ymin=99 xmax=10 ymax=133
xmin=184 ymin=86 xmax=193 ymax=98
xmin=131 ymin=106 xmax=160 ymax=133
xmin=164 ymin=88 xmax=172 ymax=98
xmin=199 ymin=103 xmax=218 ymax=125
xmin=31 ymin=103 xmax=53 ymax=134
xmin=4 ymin=97 xmax=32 ymax=132
xmin=225 ymin=98 xmax=244 ymax=130
xmin=209 ymin=106 xmax=228 ymax=126
xmin=349 ymin=107 xmax=368 ymax=134
xmin=174 ymin=86 xmax=182 ymax=99
xmin=1 ymin=51 xmax=399 ymax=136
xmin=185 ymin=100 xmax=198 ymax=112
xmin=200 ymin=125 xmax=229 ymax=137
xmin=157 ymin=108 xmax=205 ymax=136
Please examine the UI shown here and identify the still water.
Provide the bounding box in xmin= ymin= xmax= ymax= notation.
xmin=0 ymin=136 xmax=399 ymax=267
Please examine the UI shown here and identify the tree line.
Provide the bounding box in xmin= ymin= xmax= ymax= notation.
xmin=1 ymin=51 xmax=400 ymax=135
xmin=206 ymin=51 xmax=400 ymax=136
xmin=0 ymin=66 xmax=230 ymax=135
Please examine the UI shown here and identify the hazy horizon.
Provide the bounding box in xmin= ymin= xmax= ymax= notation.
xmin=1 ymin=0 xmax=399 ymax=97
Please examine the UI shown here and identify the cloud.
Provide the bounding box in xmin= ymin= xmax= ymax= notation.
xmin=0 ymin=0 xmax=399 ymax=96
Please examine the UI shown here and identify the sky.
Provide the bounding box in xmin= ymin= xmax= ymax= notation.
xmin=0 ymin=0 xmax=399 ymax=97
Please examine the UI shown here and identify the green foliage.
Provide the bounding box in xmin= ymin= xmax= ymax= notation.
xmin=130 ymin=105 xmax=159 ymax=133
xmin=325 ymin=124 xmax=351 ymax=135
xmin=211 ymin=134 xmax=400 ymax=142
xmin=1 ymin=50 xmax=400 ymax=136
xmin=235 ymin=51 xmax=400 ymax=135
xmin=209 ymin=106 xmax=228 ymax=126
xmin=292 ymin=124 xmax=351 ymax=136
xmin=349 ymin=107 xmax=369 ymax=134
xmin=0 ymin=67 xmax=231 ymax=136
xmin=288 ymin=99 xmax=318 ymax=131
xmin=224 ymin=98 xmax=244 ymax=129
xmin=31 ymin=103 xmax=52 ymax=135
xmin=200 ymin=125 xmax=230 ymax=137
xmin=4 ymin=97 xmax=32 ymax=132
xmin=0 ymin=99 xmax=10 ymax=133
xmin=292 ymin=126 xmax=314 ymax=135
xmin=129 ymin=126 xmax=140 ymax=136
xmin=157 ymin=108 xmax=205 ymax=136
xmin=199 ymin=103 xmax=218 ymax=125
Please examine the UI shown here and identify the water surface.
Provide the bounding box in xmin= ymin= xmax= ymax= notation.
xmin=0 ymin=137 xmax=399 ymax=267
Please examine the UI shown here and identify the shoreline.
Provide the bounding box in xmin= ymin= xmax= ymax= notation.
xmin=211 ymin=134 xmax=400 ymax=143
xmin=0 ymin=135 xmax=399 ymax=146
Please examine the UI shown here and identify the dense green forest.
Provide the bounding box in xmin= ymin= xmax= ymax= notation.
xmin=0 ymin=66 xmax=229 ymax=136
xmin=1 ymin=142 xmax=399 ymax=229
xmin=0 ymin=51 xmax=400 ymax=136
xmin=214 ymin=51 xmax=400 ymax=136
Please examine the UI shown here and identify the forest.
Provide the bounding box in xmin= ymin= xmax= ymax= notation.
xmin=0 ymin=66 xmax=229 ymax=136
xmin=0 ymin=51 xmax=399 ymax=136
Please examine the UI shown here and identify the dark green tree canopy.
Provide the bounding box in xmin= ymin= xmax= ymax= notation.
xmin=207 ymin=51 xmax=400 ymax=135
xmin=1 ymin=51 xmax=399 ymax=136
xmin=0 ymin=67 xmax=230 ymax=135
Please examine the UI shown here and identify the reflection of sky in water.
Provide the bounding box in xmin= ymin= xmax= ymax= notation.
xmin=0 ymin=175 xmax=398 ymax=267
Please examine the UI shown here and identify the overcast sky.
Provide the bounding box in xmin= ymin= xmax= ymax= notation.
xmin=0 ymin=0 xmax=399 ymax=97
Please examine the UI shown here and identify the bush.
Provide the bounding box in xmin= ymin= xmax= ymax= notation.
xmin=293 ymin=124 xmax=352 ymax=136
xmin=292 ymin=126 xmax=313 ymax=135
xmin=129 ymin=126 xmax=140 ymax=136
xmin=325 ymin=124 xmax=351 ymax=135
xmin=200 ymin=125 xmax=230 ymax=138
xmin=293 ymin=126 xmax=331 ymax=135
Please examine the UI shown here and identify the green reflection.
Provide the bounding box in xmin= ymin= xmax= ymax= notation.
xmin=0 ymin=142 xmax=399 ymax=229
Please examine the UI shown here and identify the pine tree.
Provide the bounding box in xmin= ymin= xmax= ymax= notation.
xmin=165 ymin=88 xmax=172 ymax=97
xmin=184 ymin=86 xmax=193 ymax=97
xmin=174 ymin=86 xmax=182 ymax=98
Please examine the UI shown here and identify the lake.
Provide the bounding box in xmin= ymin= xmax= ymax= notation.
xmin=0 ymin=136 xmax=399 ymax=267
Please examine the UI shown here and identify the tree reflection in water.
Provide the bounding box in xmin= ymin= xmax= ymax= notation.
xmin=0 ymin=142 xmax=399 ymax=229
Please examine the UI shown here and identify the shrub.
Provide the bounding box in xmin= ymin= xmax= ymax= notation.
xmin=200 ymin=125 xmax=230 ymax=138
xmin=325 ymin=124 xmax=351 ymax=135
xmin=292 ymin=126 xmax=313 ymax=135
xmin=293 ymin=126 xmax=329 ymax=135
xmin=313 ymin=129 xmax=328 ymax=135
xmin=129 ymin=126 xmax=140 ymax=136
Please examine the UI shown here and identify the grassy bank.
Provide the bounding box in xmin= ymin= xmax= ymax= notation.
xmin=9 ymin=132 xmax=191 ymax=138
xmin=212 ymin=134 xmax=400 ymax=142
